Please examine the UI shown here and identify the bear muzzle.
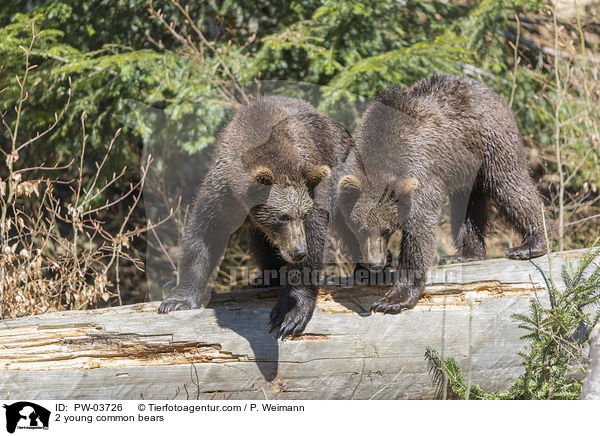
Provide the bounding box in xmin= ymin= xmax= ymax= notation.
xmin=364 ymin=236 xmax=387 ymax=271
xmin=288 ymin=220 xmax=308 ymax=263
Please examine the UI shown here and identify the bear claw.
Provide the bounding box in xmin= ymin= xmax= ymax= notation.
xmin=158 ymin=294 xmax=199 ymax=313
xmin=269 ymin=292 xmax=315 ymax=339
xmin=370 ymin=300 xmax=408 ymax=314
xmin=370 ymin=293 xmax=417 ymax=314
xmin=269 ymin=306 xmax=311 ymax=339
xmin=505 ymin=244 xmax=546 ymax=260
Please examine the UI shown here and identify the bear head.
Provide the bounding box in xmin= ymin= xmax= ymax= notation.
xmin=337 ymin=173 xmax=418 ymax=270
xmin=248 ymin=164 xmax=331 ymax=263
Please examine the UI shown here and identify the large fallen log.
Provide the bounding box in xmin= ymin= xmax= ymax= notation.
xmin=582 ymin=326 xmax=600 ymax=400
xmin=0 ymin=250 xmax=589 ymax=400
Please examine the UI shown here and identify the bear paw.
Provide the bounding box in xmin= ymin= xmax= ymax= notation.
xmin=158 ymin=292 xmax=200 ymax=313
xmin=370 ymin=290 xmax=418 ymax=314
xmin=505 ymin=243 xmax=545 ymax=260
xmin=269 ymin=291 xmax=315 ymax=339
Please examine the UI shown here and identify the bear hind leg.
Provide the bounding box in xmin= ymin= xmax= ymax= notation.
xmin=488 ymin=167 xmax=546 ymax=260
xmin=446 ymin=185 xmax=487 ymax=263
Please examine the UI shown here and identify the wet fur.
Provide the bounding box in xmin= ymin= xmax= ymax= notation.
xmin=159 ymin=96 xmax=353 ymax=338
xmin=332 ymin=75 xmax=547 ymax=313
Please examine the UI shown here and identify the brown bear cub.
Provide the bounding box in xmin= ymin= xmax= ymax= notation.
xmin=333 ymin=74 xmax=546 ymax=313
xmin=159 ymin=96 xmax=353 ymax=338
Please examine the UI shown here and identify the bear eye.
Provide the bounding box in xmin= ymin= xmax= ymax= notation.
xmin=278 ymin=214 xmax=291 ymax=222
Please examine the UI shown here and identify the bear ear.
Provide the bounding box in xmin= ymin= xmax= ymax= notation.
xmin=306 ymin=165 xmax=331 ymax=189
xmin=393 ymin=178 xmax=418 ymax=197
xmin=251 ymin=167 xmax=275 ymax=186
xmin=338 ymin=175 xmax=362 ymax=197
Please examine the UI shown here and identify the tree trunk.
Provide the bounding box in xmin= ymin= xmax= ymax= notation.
xmin=0 ymin=250 xmax=586 ymax=400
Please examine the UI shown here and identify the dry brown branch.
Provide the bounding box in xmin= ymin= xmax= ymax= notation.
xmin=147 ymin=0 xmax=250 ymax=105
xmin=0 ymin=20 xmax=178 ymax=317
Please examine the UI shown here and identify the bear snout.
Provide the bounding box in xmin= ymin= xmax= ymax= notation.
xmin=289 ymin=220 xmax=308 ymax=262
xmin=364 ymin=236 xmax=387 ymax=271
xmin=292 ymin=246 xmax=307 ymax=262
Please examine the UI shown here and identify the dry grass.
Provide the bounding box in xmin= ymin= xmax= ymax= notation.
xmin=0 ymin=21 xmax=174 ymax=318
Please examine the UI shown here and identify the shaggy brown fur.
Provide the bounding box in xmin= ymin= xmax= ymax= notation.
xmin=332 ymin=75 xmax=547 ymax=313
xmin=158 ymin=96 xmax=353 ymax=338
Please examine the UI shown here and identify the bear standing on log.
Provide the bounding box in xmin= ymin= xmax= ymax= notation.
xmin=332 ymin=74 xmax=547 ymax=313
xmin=159 ymin=96 xmax=353 ymax=339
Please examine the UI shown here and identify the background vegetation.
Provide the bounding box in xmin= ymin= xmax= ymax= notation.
xmin=1 ymin=0 xmax=600 ymax=317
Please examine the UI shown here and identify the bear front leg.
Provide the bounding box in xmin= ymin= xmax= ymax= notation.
xmin=269 ymin=284 xmax=318 ymax=339
xmin=269 ymin=207 xmax=326 ymax=338
xmin=159 ymin=179 xmax=244 ymax=313
xmin=371 ymin=211 xmax=439 ymax=314
xmin=158 ymin=231 xmax=226 ymax=312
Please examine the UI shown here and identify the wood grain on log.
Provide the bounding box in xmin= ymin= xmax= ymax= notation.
xmin=0 ymin=250 xmax=587 ymax=400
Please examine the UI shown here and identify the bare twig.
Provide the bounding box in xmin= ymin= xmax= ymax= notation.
xmin=552 ymin=5 xmax=565 ymax=251
xmin=508 ymin=14 xmax=521 ymax=108
xmin=0 ymin=18 xmax=177 ymax=318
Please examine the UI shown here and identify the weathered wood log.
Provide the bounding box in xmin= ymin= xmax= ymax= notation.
xmin=582 ymin=327 xmax=600 ymax=400
xmin=0 ymin=250 xmax=589 ymax=400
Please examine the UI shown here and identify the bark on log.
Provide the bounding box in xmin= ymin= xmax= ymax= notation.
xmin=0 ymin=250 xmax=588 ymax=400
